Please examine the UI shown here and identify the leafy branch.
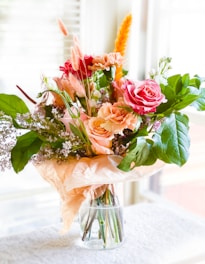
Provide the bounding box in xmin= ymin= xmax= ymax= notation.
xmin=118 ymin=73 xmax=205 ymax=172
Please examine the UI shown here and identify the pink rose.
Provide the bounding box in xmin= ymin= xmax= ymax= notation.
xmin=98 ymin=101 xmax=138 ymax=133
xmin=84 ymin=117 xmax=114 ymax=155
xmin=123 ymin=79 xmax=166 ymax=114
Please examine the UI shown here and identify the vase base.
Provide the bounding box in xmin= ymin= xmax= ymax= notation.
xmin=78 ymin=184 xmax=124 ymax=250
xmin=79 ymin=238 xmax=124 ymax=250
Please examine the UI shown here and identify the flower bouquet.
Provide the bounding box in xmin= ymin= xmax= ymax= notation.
xmin=0 ymin=14 xmax=205 ymax=249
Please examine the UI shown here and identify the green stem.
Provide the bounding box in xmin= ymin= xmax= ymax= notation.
xmin=81 ymin=184 xmax=123 ymax=248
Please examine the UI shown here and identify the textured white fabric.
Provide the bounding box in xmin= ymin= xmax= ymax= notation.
xmin=1 ymin=202 xmax=205 ymax=264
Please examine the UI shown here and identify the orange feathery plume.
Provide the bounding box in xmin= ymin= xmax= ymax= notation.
xmin=114 ymin=14 xmax=132 ymax=80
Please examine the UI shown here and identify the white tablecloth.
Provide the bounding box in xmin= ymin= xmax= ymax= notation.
xmin=1 ymin=202 xmax=205 ymax=264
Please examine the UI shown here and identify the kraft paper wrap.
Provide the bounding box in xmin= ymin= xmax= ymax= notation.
xmin=36 ymin=155 xmax=164 ymax=232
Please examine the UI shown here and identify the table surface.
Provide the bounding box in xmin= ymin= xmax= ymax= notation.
xmin=1 ymin=201 xmax=205 ymax=264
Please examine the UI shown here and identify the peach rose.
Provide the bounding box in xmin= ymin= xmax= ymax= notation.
xmin=98 ymin=101 xmax=138 ymax=133
xmin=84 ymin=117 xmax=114 ymax=155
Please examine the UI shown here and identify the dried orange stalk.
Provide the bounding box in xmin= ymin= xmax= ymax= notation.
xmin=57 ymin=18 xmax=69 ymax=36
xmin=114 ymin=14 xmax=132 ymax=80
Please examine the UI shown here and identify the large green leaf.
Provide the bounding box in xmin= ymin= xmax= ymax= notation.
xmin=153 ymin=113 xmax=190 ymax=166
xmin=0 ymin=94 xmax=29 ymax=119
xmin=117 ymin=137 xmax=153 ymax=171
xmin=11 ymin=131 xmax=43 ymax=173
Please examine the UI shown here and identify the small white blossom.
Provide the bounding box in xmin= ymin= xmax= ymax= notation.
xmin=149 ymin=56 xmax=172 ymax=85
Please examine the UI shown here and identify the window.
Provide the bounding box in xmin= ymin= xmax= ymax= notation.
xmin=146 ymin=0 xmax=205 ymax=219
xmin=147 ymin=0 xmax=205 ymax=76
xmin=0 ymin=0 xmax=82 ymax=236
xmin=0 ymin=0 xmax=81 ymax=98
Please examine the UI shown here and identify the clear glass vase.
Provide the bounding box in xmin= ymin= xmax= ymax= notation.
xmin=78 ymin=184 xmax=124 ymax=250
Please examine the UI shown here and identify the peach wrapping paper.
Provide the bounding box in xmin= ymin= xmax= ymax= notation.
xmin=36 ymin=155 xmax=164 ymax=232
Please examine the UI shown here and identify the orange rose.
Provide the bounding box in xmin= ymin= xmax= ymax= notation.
xmin=84 ymin=117 xmax=114 ymax=155
xmin=98 ymin=101 xmax=138 ymax=133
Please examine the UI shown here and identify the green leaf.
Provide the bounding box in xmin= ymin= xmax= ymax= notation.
xmin=98 ymin=74 xmax=108 ymax=88
xmin=191 ymin=88 xmax=205 ymax=110
xmin=11 ymin=131 xmax=43 ymax=173
xmin=157 ymin=75 xmax=182 ymax=113
xmin=189 ymin=76 xmax=201 ymax=88
xmin=117 ymin=138 xmax=152 ymax=171
xmin=103 ymin=66 xmax=116 ymax=81
xmin=181 ymin=73 xmax=190 ymax=87
xmin=0 ymin=94 xmax=30 ymax=119
xmin=157 ymin=74 xmax=201 ymax=114
xmin=122 ymin=68 xmax=128 ymax=77
xmin=173 ymin=86 xmax=201 ymax=111
xmin=142 ymin=147 xmax=158 ymax=165
xmin=167 ymin=74 xmax=182 ymax=94
xmin=153 ymin=113 xmax=190 ymax=166
xmin=69 ymin=123 xmax=86 ymax=142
